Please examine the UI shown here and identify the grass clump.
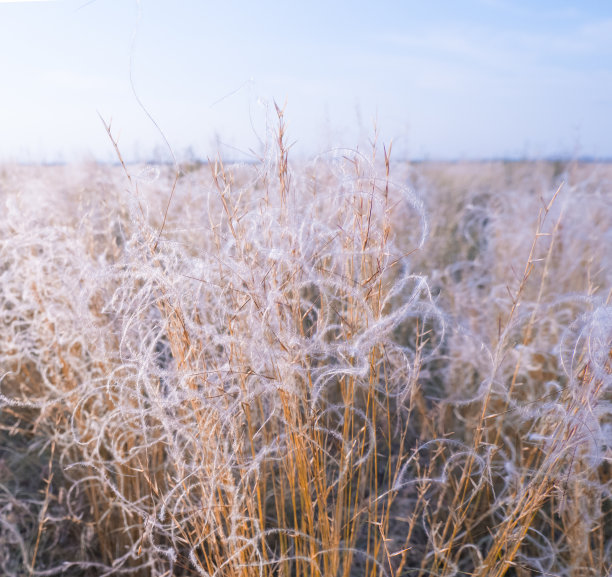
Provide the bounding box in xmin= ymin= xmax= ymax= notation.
xmin=0 ymin=118 xmax=610 ymax=576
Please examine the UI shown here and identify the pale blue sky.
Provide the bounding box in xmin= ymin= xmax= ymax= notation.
xmin=1 ymin=0 xmax=611 ymax=162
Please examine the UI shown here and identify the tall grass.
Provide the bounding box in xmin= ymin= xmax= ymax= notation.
xmin=0 ymin=119 xmax=610 ymax=576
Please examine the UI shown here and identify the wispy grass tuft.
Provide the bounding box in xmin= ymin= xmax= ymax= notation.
xmin=0 ymin=125 xmax=610 ymax=576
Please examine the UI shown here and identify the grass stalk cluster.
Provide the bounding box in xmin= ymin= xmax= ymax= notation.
xmin=0 ymin=118 xmax=610 ymax=576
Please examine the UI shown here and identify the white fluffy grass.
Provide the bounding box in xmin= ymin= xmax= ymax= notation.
xmin=0 ymin=146 xmax=610 ymax=576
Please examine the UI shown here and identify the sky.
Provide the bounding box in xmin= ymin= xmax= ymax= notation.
xmin=0 ymin=0 xmax=611 ymax=162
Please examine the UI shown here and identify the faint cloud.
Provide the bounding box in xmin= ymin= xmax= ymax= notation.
xmin=578 ymin=19 xmax=612 ymax=45
xmin=476 ymin=0 xmax=584 ymax=20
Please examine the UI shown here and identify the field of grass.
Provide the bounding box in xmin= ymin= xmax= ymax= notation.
xmin=0 ymin=122 xmax=610 ymax=576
